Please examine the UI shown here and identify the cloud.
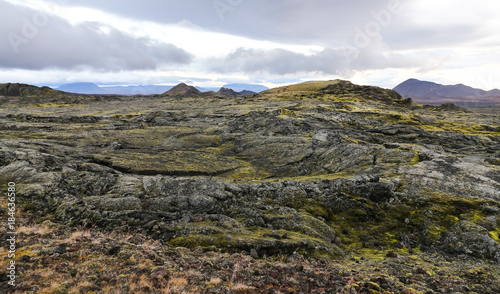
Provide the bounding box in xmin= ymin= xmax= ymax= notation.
xmin=207 ymin=43 xmax=421 ymax=76
xmin=0 ymin=1 xmax=193 ymax=71
xmin=1 ymin=0 xmax=500 ymax=89
xmin=207 ymin=48 xmax=349 ymax=75
xmin=350 ymin=42 xmax=422 ymax=70
xmin=63 ymin=0 xmax=396 ymax=45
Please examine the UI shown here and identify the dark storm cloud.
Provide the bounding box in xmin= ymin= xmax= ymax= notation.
xmin=0 ymin=1 xmax=193 ymax=71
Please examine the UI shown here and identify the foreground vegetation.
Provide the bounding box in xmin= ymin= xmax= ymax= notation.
xmin=1 ymin=209 xmax=499 ymax=293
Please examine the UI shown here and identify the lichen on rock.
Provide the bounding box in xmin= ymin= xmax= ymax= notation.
xmin=1 ymin=80 xmax=499 ymax=266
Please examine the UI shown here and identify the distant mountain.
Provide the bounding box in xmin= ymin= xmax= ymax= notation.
xmin=216 ymin=87 xmax=240 ymax=97
xmin=196 ymin=86 xmax=221 ymax=92
xmin=100 ymin=85 xmax=173 ymax=96
xmin=55 ymin=82 xmax=266 ymax=96
xmin=58 ymin=83 xmax=104 ymax=95
xmin=57 ymin=83 xmax=174 ymax=95
xmin=162 ymin=83 xmax=201 ymax=97
xmin=161 ymin=84 xmax=255 ymax=98
xmin=394 ymin=79 xmax=500 ymax=105
xmin=223 ymin=83 xmax=269 ymax=93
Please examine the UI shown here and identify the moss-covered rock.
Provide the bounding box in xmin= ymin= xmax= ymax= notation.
xmin=440 ymin=220 xmax=500 ymax=262
xmin=1 ymin=79 xmax=499 ymax=264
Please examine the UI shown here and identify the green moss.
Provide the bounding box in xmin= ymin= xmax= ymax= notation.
xmin=409 ymin=152 xmax=420 ymax=165
xmin=276 ymin=196 xmax=332 ymax=221
xmin=350 ymin=248 xmax=388 ymax=260
xmin=71 ymin=126 xmax=195 ymax=149
xmin=424 ymin=190 xmax=485 ymax=213
xmin=324 ymin=188 xmax=494 ymax=253
xmin=405 ymin=288 xmax=424 ymax=294
xmin=443 ymin=215 xmax=460 ymax=227
xmin=93 ymin=150 xmax=242 ymax=175
xmin=490 ymin=231 xmax=499 ymax=242
xmin=179 ymin=134 xmax=222 ymax=148
xmin=21 ymin=202 xmax=35 ymax=211
xmin=168 ymin=227 xmax=342 ymax=259
xmin=396 ymin=185 xmax=409 ymax=192
xmin=365 ymin=282 xmax=382 ymax=293
xmin=302 ymin=203 xmax=330 ymax=219
xmin=226 ymin=164 xmax=273 ymax=180
xmin=279 ymin=108 xmax=294 ymax=116
xmin=35 ymin=102 xmax=74 ymax=108
xmin=36 ymin=214 xmax=55 ymax=224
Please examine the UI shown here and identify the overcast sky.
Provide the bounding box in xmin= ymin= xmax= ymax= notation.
xmin=1 ymin=0 xmax=499 ymax=89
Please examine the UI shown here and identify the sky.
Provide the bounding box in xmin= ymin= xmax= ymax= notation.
xmin=1 ymin=0 xmax=499 ymax=90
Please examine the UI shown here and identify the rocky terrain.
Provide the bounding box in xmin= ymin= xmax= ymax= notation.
xmin=1 ymin=80 xmax=499 ymax=293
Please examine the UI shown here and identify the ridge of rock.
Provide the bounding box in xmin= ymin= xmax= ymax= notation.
xmin=0 ymin=83 xmax=69 ymax=97
xmin=1 ymin=79 xmax=499 ymax=267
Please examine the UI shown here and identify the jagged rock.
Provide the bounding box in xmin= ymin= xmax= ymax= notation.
xmin=250 ymin=248 xmax=259 ymax=259
xmin=440 ymin=221 xmax=500 ymax=263
xmin=1 ymin=79 xmax=499 ymax=263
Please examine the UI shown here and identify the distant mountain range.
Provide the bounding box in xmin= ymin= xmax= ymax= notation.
xmin=393 ymin=79 xmax=500 ymax=105
xmin=56 ymin=83 xmax=173 ymax=95
xmin=222 ymin=83 xmax=269 ymax=93
xmin=162 ymin=83 xmax=251 ymax=97
xmin=14 ymin=79 xmax=500 ymax=106
xmin=57 ymin=82 xmax=102 ymax=94
xmin=55 ymin=82 xmax=268 ymax=96
xmin=0 ymin=82 xmax=260 ymax=100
